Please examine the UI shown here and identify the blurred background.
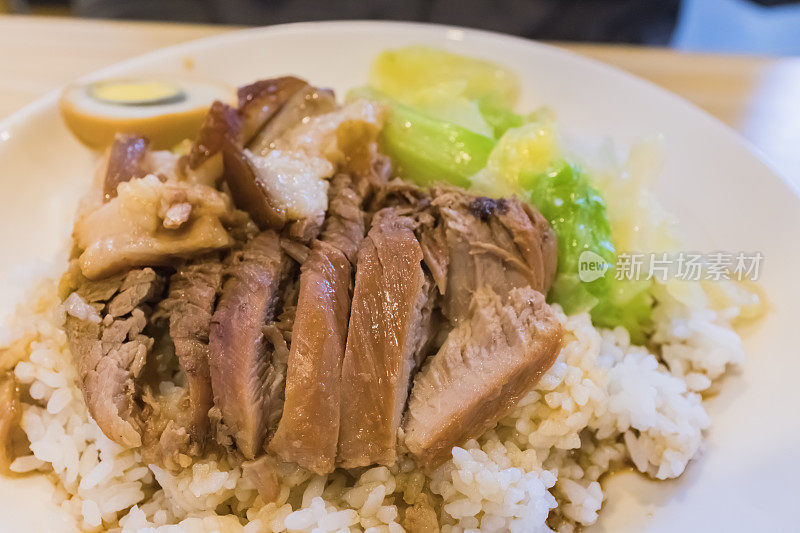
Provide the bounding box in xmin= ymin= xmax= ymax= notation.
xmin=2 ymin=0 xmax=800 ymax=55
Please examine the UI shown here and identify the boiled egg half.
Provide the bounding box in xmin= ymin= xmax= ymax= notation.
xmin=60 ymin=79 xmax=233 ymax=150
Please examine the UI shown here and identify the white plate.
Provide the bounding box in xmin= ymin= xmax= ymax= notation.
xmin=0 ymin=21 xmax=798 ymax=533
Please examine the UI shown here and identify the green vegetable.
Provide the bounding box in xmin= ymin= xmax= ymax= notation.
xmin=470 ymin=122 xmax=558 ymax=197
xmin=370 ymin=46 xmax=525 ymax=141
xmin=522 ymin=160 xmax=615 ymax=303
xmin=522 ymin=161 xmax=653 ymax=342
xmin=351 ymin=88 xmax=495 ymax=188
xmin=591 ymin=278 xmax=653 ymax=344
xmin=370 ymin=46 xmax=519 ymax=109
xmin=376 ymin=81 xmax=495 ymax=138
xmin=478 ymin=98 xmax=526 ymax=138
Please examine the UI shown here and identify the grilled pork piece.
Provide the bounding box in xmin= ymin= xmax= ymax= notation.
xmin=337 ymin=209 xmax=436 ymax=469
xmin=404 ymin=287 xmax=562 ymax=469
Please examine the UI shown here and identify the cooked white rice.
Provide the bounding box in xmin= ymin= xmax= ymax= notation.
xmin=0 ymin=128 xmax=763 ymax=532
xmin=0 ymin=268 xmax=758 ymax=532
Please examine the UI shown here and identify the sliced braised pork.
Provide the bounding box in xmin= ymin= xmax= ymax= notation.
xmin=0 ymin=375 xmax=23 ymax=470
xmin=184 ymin=78 xmax=308 ymax=187
xmin=422 ymin=190 xmax=558 ymax=323
xmin=404 ymin=287 xmax=563 ymax=469
xmin=337 ymin=209 xmax=436 ymax=469
xmin=64 ymin=267 xmax=166 ymax=448
xmin=269 ymin=175 xmax=366 ymax=473
xmin=142 ymin=257 xmax=222 ymax=468
xmin=208 ymin=230 xmax=293 ymax=459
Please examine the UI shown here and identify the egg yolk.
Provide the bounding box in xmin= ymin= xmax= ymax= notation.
xmin=89 ymin=80 xmax=185 ymax=106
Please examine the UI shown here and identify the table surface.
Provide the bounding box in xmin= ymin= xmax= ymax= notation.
xmin=2 ymin=14 xmax=799 ymax=186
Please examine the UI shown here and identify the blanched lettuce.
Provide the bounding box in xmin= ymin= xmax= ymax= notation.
xmin=370 ymin=46 xmax=519 ymax=108
xmin=351 ymin=87 xmax=495 ymax=188
xmin=472 ymin=122 xmax=559 ymax=197
xmin=370 ymin=46 xmax=524 ymax=141
xmin=521 ymin=160 xmax=653 ymax=342
xmin=591 ymin=278 xmax=653 ymax=344
xmin=521 ymin=161 xmax=615 ymax=300
xmin=478 ymin=99 xmax=526 ymax=138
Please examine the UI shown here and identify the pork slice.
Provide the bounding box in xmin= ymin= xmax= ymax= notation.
xmin=0 ymin=375 xmax=23 ymax=470
xmin=237 ymin=77 xmax=309 ymax=145
xmin=336 ymin=209 xmax=436 ymax=468
xmin=319 ymin=174 xmax=368 ymax=264
xmin=143 ymin=257 xmax=222 ymax=467
xmin=67 ymin=315 xmax=151 ymax=448
xmin=369 ymin=178 xmax=431 ymax=213
xmin=242 ymin=455 xmax=281 ymax=503
xmin=268 ymin=241 xmax=351 ymax=473
xmin=167 ymin=258 xmax=222 ymax=437
xmin=64 ymin=267 xmax=166 ymax=448
xmin=404 ymin=287 xmax=563 ymax=469
xmin=249 ymin=85 xmax=337 ymax=157
xmin=208 ymin=230 xmax=292 ymax=459
xmin=107 ymin=268 xmax=166 ymax=317
xmin=415 ymin=210 xmax=449 ymax=295
xmin=427 ymin=190 xmax=558 ymax=323
xmin=269 ymin=174 xmax=366 ymax=473
xmin=103 ymin=134 xmax=149 ymax=202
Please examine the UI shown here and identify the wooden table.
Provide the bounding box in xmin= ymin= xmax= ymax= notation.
xmin=2 ymin=15 xmax=799 ymax=186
